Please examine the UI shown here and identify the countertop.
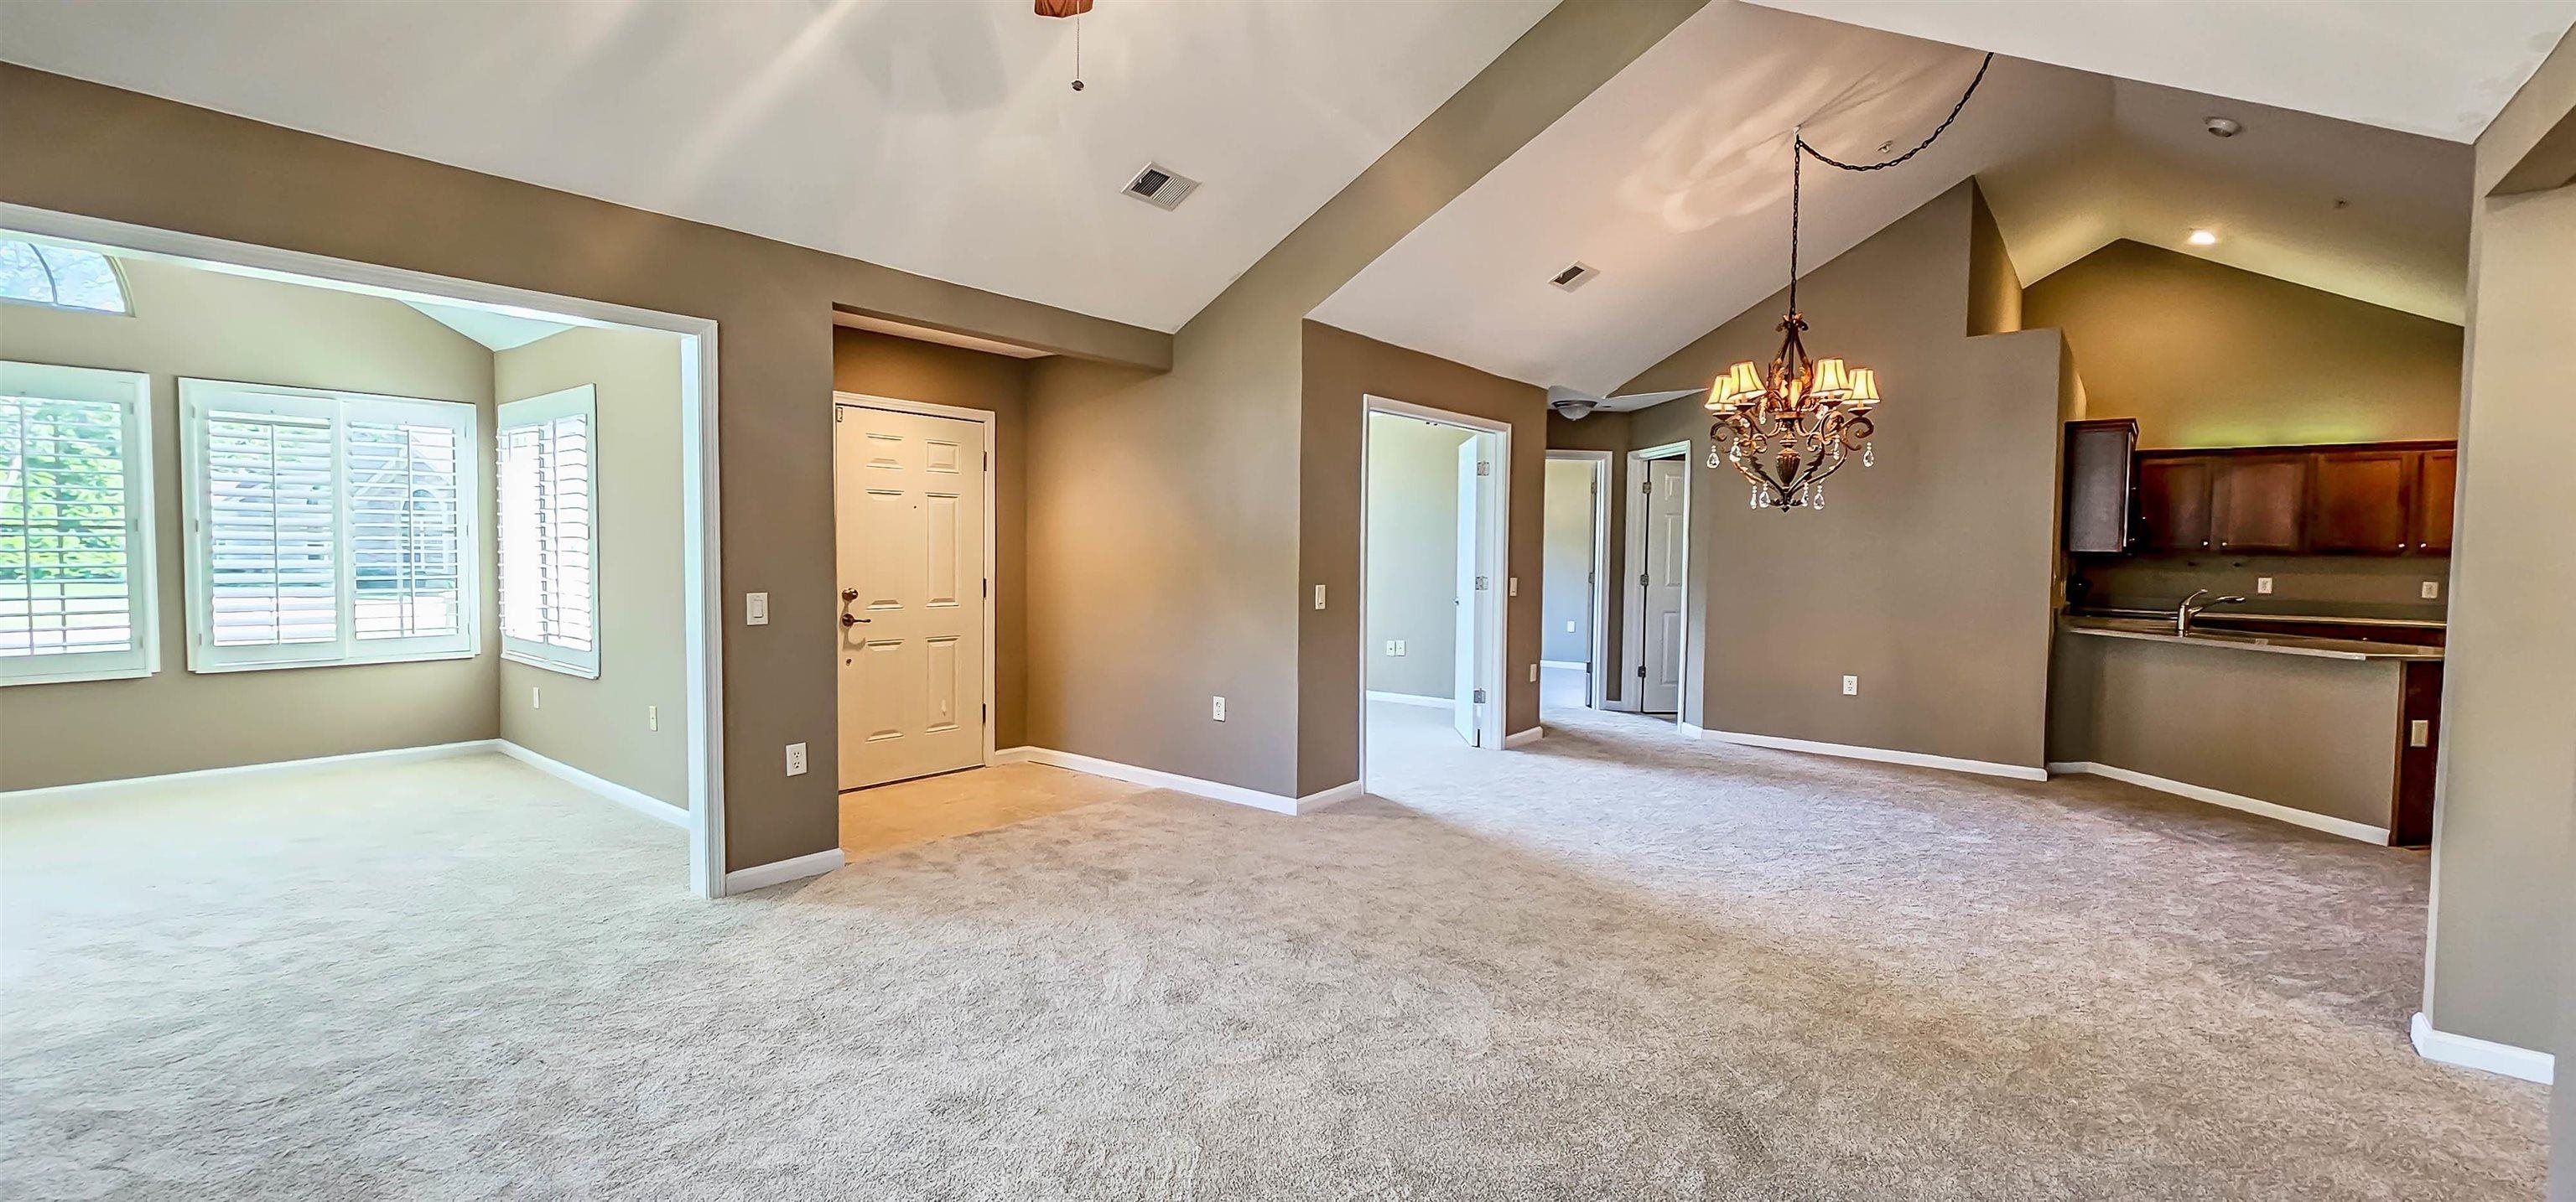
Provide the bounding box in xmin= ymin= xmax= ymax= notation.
xmin=2059 ymin=614 xmax=2445 ymax=662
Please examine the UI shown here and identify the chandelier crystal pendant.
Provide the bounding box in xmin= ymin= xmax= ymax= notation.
xmin=1706 ymin=53 xmax=1993 ymax=511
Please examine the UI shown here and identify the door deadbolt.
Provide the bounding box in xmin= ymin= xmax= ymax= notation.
xmin=839 ymin=588 xmax=869 ymax=626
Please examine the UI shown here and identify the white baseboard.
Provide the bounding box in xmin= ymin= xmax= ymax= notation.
xmin=495 ymin=741 xmax=687 ymax=829
xmin=1 ymin=738 xmax=502 ymax=805
xmin=1685 ymin=726 xmax=2049 ymax=782
xmin=1504 ymin=727 xmax=1544 ymax=749
xmin=2047 ymin=761 xmax=2390 ymax=845
xmin=2411 ymin=1012 xmax=2554 ymax=1083
xmin=996 ymin=746 xmax=1352 ymax=816
xmin=1540 ymin=660 xmax=1587 ymax=670
xmin=1364 ymin=690 xmax=1454 ymax=709
xmin=723 ymin=848 xmax=844 ymax=894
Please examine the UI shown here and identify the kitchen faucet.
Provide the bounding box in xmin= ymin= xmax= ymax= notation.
xmin=2176 ymin=588 xmax=2247 ymax=636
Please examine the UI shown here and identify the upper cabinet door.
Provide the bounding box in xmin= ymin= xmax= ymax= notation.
xmin=2062 ymin=419 xmax=2139 ymax=554
xmin=2212 ymin=455 xmax=2309 ymax=554
xmin=2136 ymin=457 xmax=2212 ymax=552
xmin=2309 ymin=450 xmax=2413 ymax=555
xmin=2412 ymin=449 xmax=2457 ymax=555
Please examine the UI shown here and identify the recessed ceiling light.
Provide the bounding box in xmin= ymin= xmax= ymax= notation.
xmin=2188 ymin=229 xmax=2219 ymax=246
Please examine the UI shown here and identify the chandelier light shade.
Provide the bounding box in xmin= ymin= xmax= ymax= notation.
xmin=1708 ymin=54 xmax=1993 ymax=511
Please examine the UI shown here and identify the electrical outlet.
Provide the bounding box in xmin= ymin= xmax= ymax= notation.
xmin=745 ymin=592 xmax=769 ymax=625
xmin=784 ymin=743 xmax=808 ymax=776
xmin=1212 ymin=696 xmax=1227 ymax=722
xmin=1384 ymin=640 xmax=1397 ymax=655
xmin=1527 ymin=664 xmax=1538 ymax=683
xmin=647 ymin=704 xmax=659 ymax=732
xmin=1313 ymin=584 xmax=1327 ymax=610
xmin=2421 ymin=580 xmax=2440 ymax=600
xmin=1397 ymin=640 xmax=1406 ymax=656
xmin=1565 ymin=620 xmax=1576 ymax=633
xmin=532 ymin=686 xmax=542 ymax=710
xmin=1841 ymin=675 xmax=1858 ymax=696
xmin=2256 ymin=577 xmax=2274 ymax=595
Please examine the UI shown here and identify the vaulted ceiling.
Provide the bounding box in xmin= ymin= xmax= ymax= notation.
xmin=0 ymin=0 xmax=1556 ymax=333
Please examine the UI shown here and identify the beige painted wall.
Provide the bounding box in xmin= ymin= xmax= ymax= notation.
xmin=2024 ymin=240 xmax=2464 ymax=450
xmin=1008 ymin=1 xmax=1701 ymax=802
xmin=492 ymin=324 xmax=688 ymax=808
xmin=0 ymin=63 xmax=1166 ymax=870
xmin=1617 ymin=183 xmax=2065 ymax=769
xmin=2425 ymin=31 xmax=2576 ymax=1067
xmin=2047 ymin=634 xmax=2402 ymax=828
xmin=1541 ymin=458 xmax=1596 ymax=665
xmin=1298 ymin=322 xmax=1551 ymax=794
xmin=0 ymin=257 xmax=498 ymax=790
xmin=831 ymin=328 xmax=1031 ymax=749
xmin=1363 ymin=412 xmax=1472 ymax=699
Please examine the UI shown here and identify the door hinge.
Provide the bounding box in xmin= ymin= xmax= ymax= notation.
xmin=1637 ymin=664 xmax=1646 ymax=678
xmin=1475 ymin=575 xmax=1489 ymax=590
xmin=983 ymin=703 xmax=989 ymax=724
xmin=1639 ymin=572 xmax=1649 ymax=587
xmin=983 ymin=578 xmax=989 ymax=598
xmin=1477 ymin=460 xmax=1492 ymax=476
xmin=1472 ymin=688 xmax=1487 ymax=703
xmin=834 ymin=407 xmax=843 ymax=422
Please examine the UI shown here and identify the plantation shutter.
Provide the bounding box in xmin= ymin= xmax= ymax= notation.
xmin=0 ymin=361 xmax=156 ymax=686
xmin=182 ymin=381 xmax=477 ymax=671
xmin=498 ymin=386 xmax=598 ymax=677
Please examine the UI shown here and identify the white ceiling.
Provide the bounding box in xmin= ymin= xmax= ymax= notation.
xmin=0 ymin=0 xmax=1556 ymax=334
xmin=1981 ymin=80 xmax=2472 ymax=323
xmin=1312 ymin=3 xmax=2107 ymax=396
xmin=1742 ymin=0 xmax=2576 ymax=143
xmin=401 ymin=300 xmax=574 ymax=351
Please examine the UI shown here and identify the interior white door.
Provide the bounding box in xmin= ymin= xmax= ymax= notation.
xmin=834 ymin=406 xmax=987 ymax=790
xmin=1640 ymin=456 xmax=1686 ymax=715
xmin=1452 ymin=437 xmax=1486 ymax=746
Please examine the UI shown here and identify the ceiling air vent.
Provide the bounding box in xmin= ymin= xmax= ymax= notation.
xmin=1123 ymin=163 xmax=1201 ymax=211
xmin=1549 ymin=262 xmax=1600 ymax=292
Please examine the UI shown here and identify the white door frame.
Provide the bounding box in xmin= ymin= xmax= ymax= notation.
xmin=1620 ymin=441 xmax=1691 ymax=717
xmin=830 ymin=391 xmax=1000 ymax=771
xmin=1544 ymin=449 xmax=1613 ymax=709
xmin=0 ymin=201 xmax=730 ymax=899
xmin=1360 ymin=395 xmax=1510 ymax=780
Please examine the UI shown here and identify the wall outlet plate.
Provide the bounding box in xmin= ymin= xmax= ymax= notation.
xmin=1528 ymin=664 xmax=1538 ymax=682
xmin=647 ymin=704 xmax=659 ymax=732
xmin=2257 ymin=577 xmax=2274 ymax=594
xmin=784 ymin=743 xmax=808 ymax=776
xmin=745 ymin=592 xmax=769 ymax=625
xmin=1212 ymin=696 xmax=1227 ymax=722
xmin=532 ymin=686 xmax=542 ymax=710
xmin=1841 ymin=675 xmax=1859 ymax=696
xmin=2421 ymin=580 xmax=2441 ymax=599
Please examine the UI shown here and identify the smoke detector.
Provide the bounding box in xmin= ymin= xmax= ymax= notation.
xmin=1123 ymin=163 xmax=1201 ymax=210
xmin=1549 ymin=262 xmax=1600 ymax=292
xmin=2205 ymin=117 xmax=2243 ymax=138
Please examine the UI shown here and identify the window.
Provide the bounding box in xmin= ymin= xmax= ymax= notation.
xmin=497 ymin=386 xmax=598 ymax=677
xmin=1 ymin=361 xmax=156 ymax=686
xmin=0 ymin=241 xmax=131 ymax=315
xmin=179 ymin=379 xmax=476 ymax=672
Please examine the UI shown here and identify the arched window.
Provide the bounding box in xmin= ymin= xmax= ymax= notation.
xmin=0 ymin=240 xmax=130 ymax=314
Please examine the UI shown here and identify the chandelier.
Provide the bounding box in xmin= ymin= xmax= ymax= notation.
xmin=1708 ymin=53 xmax=1994 ymax=511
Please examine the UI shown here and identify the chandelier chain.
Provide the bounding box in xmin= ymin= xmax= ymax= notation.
xmin=1786 ymin=52 xmax=1994 ymax=309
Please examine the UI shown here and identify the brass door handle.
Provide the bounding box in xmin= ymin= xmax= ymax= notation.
xmin=840 ymin=588 xmax=869 ymax=626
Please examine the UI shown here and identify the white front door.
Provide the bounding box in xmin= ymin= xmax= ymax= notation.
xmin=835 ymin=406 xmax=987 ymax=790
xmin=1640 ymin=456 xmax=1686 ymax=715
xmin=1452 ymin=437 xmax=1488 ymax=746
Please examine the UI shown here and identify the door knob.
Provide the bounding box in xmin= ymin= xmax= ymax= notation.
xmin=839 ymin=588 xmax=869 ymax=626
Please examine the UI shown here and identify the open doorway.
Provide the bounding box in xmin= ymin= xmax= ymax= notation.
xmin=1541 ymin=449 xmax=1610 ymax=712
xmin=1359 ymin=396 xmax=1508 ymax=787
xmin=1621 ymin=441 xmax=1690 ymax=721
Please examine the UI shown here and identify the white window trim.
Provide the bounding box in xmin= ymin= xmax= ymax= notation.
xmin=179 ymin=377 xmax=480 ymax=675
xmin=497 ymin=384 xmax=600 ymax=679
xmin=0 ymin=360 xmax=158 ymax=686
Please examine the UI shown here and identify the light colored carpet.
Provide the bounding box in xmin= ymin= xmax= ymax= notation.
xmin=1 ymin=701 xmax=2546 ymax=1199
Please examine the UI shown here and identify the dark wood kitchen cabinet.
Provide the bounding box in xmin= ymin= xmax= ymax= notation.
xmin=2135 ymin=457 xmax=2212 ymax=552
xmin=2309 ymin=449 xmax=2414 ymax=554
xmin=2062 ymin=418 xmax=2140 ymax=553
xmin=2210 ymin=454 xmax=2309 ymax=553
xmin=2412 ymin=449 xmax=2456 ymax=554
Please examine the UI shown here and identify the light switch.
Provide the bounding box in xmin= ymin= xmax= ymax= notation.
xmin=1528 ymin=664 xmax=1538 ymax=682
xmin=1313 ymin=584 xmax=1327 ymax=610
xmin=1565 ymin=620 xmax=1576 ymax=633
xmin=745 ymin=592 xmax=769 ymax=625
xmin=2409 ymin=719 xmax=2431 ymax=749
xmin=532 ymin=686 xmax=542 ymax=710
xmin=1509 ymin=577 xmax=1519 ymax=597
xmin=647 ymin=704 xmax=659 ymax=732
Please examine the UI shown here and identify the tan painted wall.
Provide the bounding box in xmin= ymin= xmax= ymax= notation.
xmin=2425 ymin=30 xmax=2576 ymax=1065
xmin=493 ymin=324 xmax=688 ymax=808
xmin=2024 ymin=240 xmax=2464 ymax=450
xmin=2047 ymin=634 xmax=2402 ymax=828
xmin=1618 ymin=183 xmax=2066 ymax=769
xmin=1005 ymin=1 xmax=1701 ymax=802
xmin=1363 ymin=412 xmax=1473 ymax=699
xmin=1299 ymin=322 xmax=1550 ymax=792
xmin=0 ymin=64 xmax=1166 ymax=870
xmin=0 ymin=257 xmax=499 ymax=790
xmin=1541 ymin=458 xmax=1597 ymax=666
xmin=2073 ymin=554 xmax=2450 ymax=622
xmin=831 ymin=328 xmax=1031 ymax=749
xmin=1968 ymin=184 xmax=2024 ymax=338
